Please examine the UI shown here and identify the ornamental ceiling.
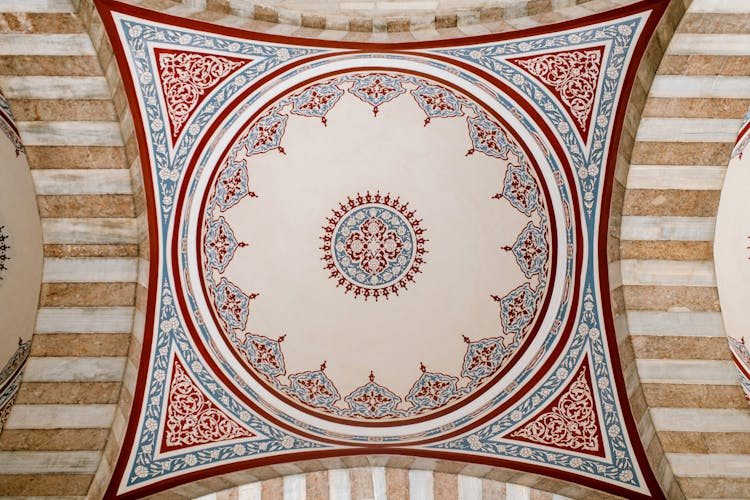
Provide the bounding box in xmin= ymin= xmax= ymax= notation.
xmin=96 ymin=0 xmax=670 ymax=497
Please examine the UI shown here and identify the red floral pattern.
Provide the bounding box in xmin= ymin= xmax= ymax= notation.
xmin=344 ymin=216 xmax=404 ymax=276
xmin=154 ymin=48 xmax=248 ymax=142
xmin=507 ymin=360 xmax=604 ymax=456
xmin=161 ymin=357 xmax=254 ymax=452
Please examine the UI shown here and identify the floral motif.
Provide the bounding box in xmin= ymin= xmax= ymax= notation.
xmin=466 ymin=114 xmax=516 ymax=159
xmin=348 ymin=74 xmax=406 ymax=116
xmin=162 ymin=357 xmax=254 ymax=452
xmin=204 ymin=217 xmax=244 ymax=272
xmin=288 ymin=364 xmax=341 ymax=408
xmin=507 ymin=361 xmax=603 ymax=455
xmin=406 ymin=364 xmax=460 ymax=410
xmin=214 ymin=160 xmax=255 ymax=212
xmin=154 ymin=49 xmax=247 ymax=142
xmin=461 ymin=335 xmax=505 ymax=381
xmin=496 ymin=283 xmax=538 ymax=336
xmin=511 ymin=47 xmax=604 ymax=137
xmin=510 ymin=222 xmax=548 ymax=279
xmin=289 ymin=82 xmax=344 ymax=125
xmin=321 ymin=192 xmax=427 ymax=301
xmin=213 ymin=277 xmax=255 ymax=331
xmin=410 ymin=82 xmax=465 ymax=125
xmin=496 ymin=163 xmax=540 ymax=216
xmin=345 ymin=372 xmax=402 ymax=418
xmin=239 ymin=112 xmax=288 ymax=156
xmin=198 ymin=72 xmax=550 ymax=422
xmin=242 ymin=333 xmax=286 ymax=378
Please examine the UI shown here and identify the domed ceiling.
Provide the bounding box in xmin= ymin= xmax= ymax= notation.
xmin=96 ymin=0 xmax=670 ymax=497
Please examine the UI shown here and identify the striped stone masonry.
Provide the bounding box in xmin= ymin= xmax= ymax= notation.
xmin=618 ymin=0 xmax=750 ymax=498
xmin=0 ymin=0 xmax=137 ymax=497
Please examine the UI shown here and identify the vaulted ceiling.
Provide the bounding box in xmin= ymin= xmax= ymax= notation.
xmin=0 ymin=0 xmax=748 ymax=499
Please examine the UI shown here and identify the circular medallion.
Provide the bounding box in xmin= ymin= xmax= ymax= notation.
xmin=188 ymin=68 xmax=570 ymax=433
xmin=321 ymin=193 xmax=425 ymax=300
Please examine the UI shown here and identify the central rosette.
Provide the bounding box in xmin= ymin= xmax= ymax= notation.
xmin=321 ymin=193 xmax=425 ymax=300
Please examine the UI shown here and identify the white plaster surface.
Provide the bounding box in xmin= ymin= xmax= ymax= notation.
xmin=714 ymin=152 xmax=750 ymax=358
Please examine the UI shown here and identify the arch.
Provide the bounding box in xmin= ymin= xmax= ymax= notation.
xmin=614 ymin=0 xmax=750 ymax=498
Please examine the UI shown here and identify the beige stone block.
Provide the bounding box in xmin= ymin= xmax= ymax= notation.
xmin=0 ymin=54 xmax=98 ymax=77
xmin=677 ymin=477 xmax=750 ymax=498
xmin=386 ymin=467 xmax=409 ymax=499
xmin=0 ymin=473 xmax=92 ymax=496
xmin=15 ymin=381 xmax=120 ymax=404
xmin=305 ymin=470 xmax=328 ymax=500
xmin=623 ymin=285 xmax=719 ymax=311
xmin=680 ymin=12 xmax=750 ymax=33
xmin=619 ymin=240 xmax=713 ymax=261
xmin=642 ymin=383 xmax=748 ymax=409
xmin=631 ymin=141 xmax=733 ymax=166
xmin=643 ymin=97 xmax=750 ymax=119
xmin=0 ymin=428 xmax=109 ymax=451
xmin=29 ymin=332 xmax=130 ymax=356
xmin=37 ymin=195 xmax=135 ymax=218
xmin=349 ymin=468 xmax=373 ymax=499
xmin=631 ymin=335 xmax=731 ymax=360
xmin=25 ymin=145 xmax=127 ymax=169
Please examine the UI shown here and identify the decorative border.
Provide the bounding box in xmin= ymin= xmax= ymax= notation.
xmin=727 ymin=336 xmax=750 ymax=403
xmin=94 ymin=0 xmax=670 ymax=497
xmin=0 ymin=339 xmax=31 ymax=431
xmin=731 ymin=104 xmax=750 ymax=159
xmin=0 ymin=92 xmax=24 ymax=156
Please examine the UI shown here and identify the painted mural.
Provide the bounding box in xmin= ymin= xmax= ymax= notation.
xmin=95 ymin=0 xmax=670 ymax=497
